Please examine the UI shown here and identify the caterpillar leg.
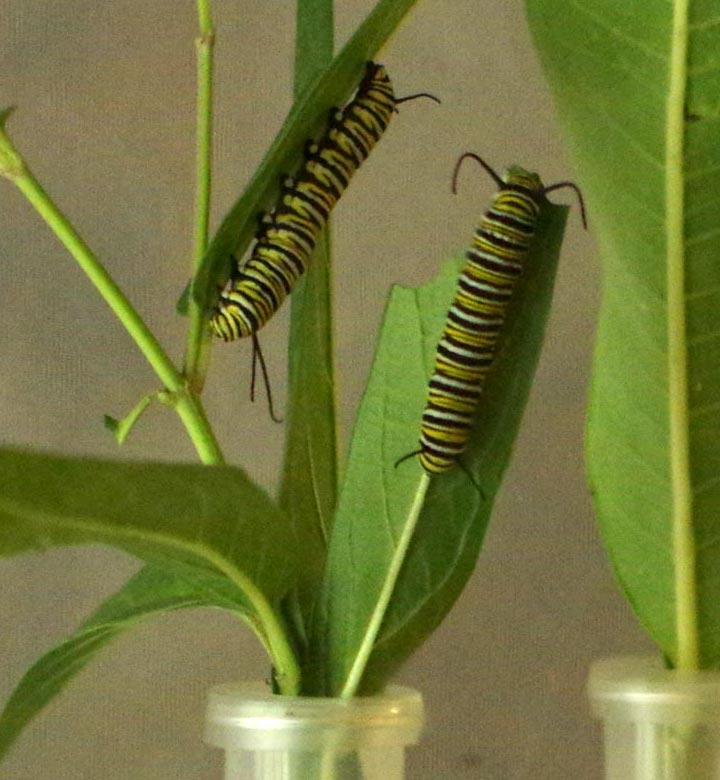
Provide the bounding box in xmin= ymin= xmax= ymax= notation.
xmin=394 ymin=449 xmax=423 ymax=469
xmin=454 ymin=458 xmax=486 ymax=500
xmin=393 ymin=448 xmax=486 ymax=498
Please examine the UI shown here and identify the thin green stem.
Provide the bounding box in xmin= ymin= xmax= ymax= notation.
xmin=340 ymin=473 xmax=431 ymax=698
xmin=11 ymin=173 xmax=177 ymax=387
xmin=666 ymin=0 xmax=697 ymax=669
xmin=174 ymin=391 xmax=224 ymax=465
xmin=184 ymin=0 xmax=215 ymax=392
xmin=237 ymin=596 xmax=301 ymax=698
xmin=193 ymin=5 xmax=214 ymax=273
xmin=0 ymin=124 xmax=224 ymax=466
xmin=196 ymin=0 xmax=211 ymax=31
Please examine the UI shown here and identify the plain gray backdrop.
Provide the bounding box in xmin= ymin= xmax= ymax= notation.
xmin=0 ymin=1 xmax=653 ymax=778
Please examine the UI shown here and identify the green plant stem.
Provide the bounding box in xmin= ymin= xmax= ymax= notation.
xmin=0 ymin=127 xmax=224 ymax=466
xmin=184 ymin=0 xmax=216 ymax=393
xmin=174 ymin=391 xmax=224 ymax=465
xmin=226 ymin=592 xmax=300 ymax=697
xmin=666 ymin=0 xmax=698 ymax=670
xmin=340 ymin=473 xmax=431 ymax=698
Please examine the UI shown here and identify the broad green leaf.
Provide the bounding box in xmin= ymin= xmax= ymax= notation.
xmin=526 ymin=0 xmax=720 ymax=667
xmin=190 ymin=0 xmax=423 ymax=310
xmin=0 ymin=564 xmax=255 ymax=760
xmin=313 ymin=205 xmax=570 ymax=696
xmin=0 ymin=448 xmax=290 ymax=595
xmin=0 ymin=448 xmax=299 ymax=684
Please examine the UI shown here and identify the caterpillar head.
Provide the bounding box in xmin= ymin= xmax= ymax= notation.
xmin=506 ymin=166 xmax=588 ymax=227
xmin=453 ymin=153 xmax=587 ymax=228
xmin=360 ymin=61 xmax=390 ymax=89
xmin=503 ymin=166 xmax=544 ymax=194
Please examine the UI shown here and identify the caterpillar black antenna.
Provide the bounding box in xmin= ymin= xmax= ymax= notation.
xmin=542 ymin=180 xmax=588 ymax=229
xmin=452 ymin=152 xmax=504 ymax=193
xmin=250 ymin=334 xmax=283 ymax=424
xmin=394 ymin=91 xmax=441 ymax=107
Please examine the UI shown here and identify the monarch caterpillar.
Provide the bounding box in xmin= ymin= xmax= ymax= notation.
xmin=399 ymin=153 xmax=586 ymax=476
xmin=210 ymin=62 xmax=438 ymax=342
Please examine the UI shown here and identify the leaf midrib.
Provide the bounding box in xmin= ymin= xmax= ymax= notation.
xmin=666 ymin=0 xmax=698 ymax=670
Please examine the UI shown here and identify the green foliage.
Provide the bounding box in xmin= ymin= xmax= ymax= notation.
xmin=278 ymin=0 xmax=337 ymax=649
xmin=0 ymin=0 xmax=441 ymax=758
xmin=0 ymin=0 xmax=576 ymax=765
xmin=0 ymin=449 xmax=294 ymax=604
xmin=313 ymin=206 xmax=569 ymax=696
xmin=526 ymin=0 xmax=720 ymax=667
xmin=294 ymin=0 xmax=334 ymax=88
xmin=0 ymin=448 xmax=300 ymax=756
xmin=0 ymin=565 xmax=251 ymax=758
xmin=103 ymin=390 xmax=160 ymax=444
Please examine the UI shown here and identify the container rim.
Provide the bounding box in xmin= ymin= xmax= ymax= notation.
xmin=589 ymin=656 xmax=720 ymax=724
xmin=205 ymin=681 xmax=424 ymax=752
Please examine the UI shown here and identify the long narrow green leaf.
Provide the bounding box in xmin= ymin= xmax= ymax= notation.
xmin=190 ymin=0 xmax=423 ymax=309
xmin=526 ymin=0 xmax=720 ymax=668
xmin=0 ymin=564 xmax=254 ymax=761
xmin=313 ymin=205 xmax=569 ymax=695
xmin=275 ymin=0 xmax=337 ymax=651
xmin=280 ymin=233 xmax=337 ymax=625
xmin=294 ymin=0 xmax=333 ymax=91
xmin=278 ymin=0 xmax=428 ymax=655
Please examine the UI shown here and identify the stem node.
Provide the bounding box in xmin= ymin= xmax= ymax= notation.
xmin=196 ymin=29 xmax=215 ymax=49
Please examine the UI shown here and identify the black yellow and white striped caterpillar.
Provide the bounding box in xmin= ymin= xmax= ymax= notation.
xmin=210 ymin=62 xmax=437 ymax=342
xmin=400 ymin=153 xmax=586 ymax=476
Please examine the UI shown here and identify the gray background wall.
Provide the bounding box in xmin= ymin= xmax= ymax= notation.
xmin=0 ymin=2 xmax=653 ymax=778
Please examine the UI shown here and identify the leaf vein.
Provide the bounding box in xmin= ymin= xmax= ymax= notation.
xmin=689 ymin=400 xmax=720 ymax=420
xmin=686 ymin=225 xmax=720 ymax=247
xmin=553 ymin=81 xmax=665 ymax=172
xmin=686 ymin=284 xmax=720 ymax=302
xmin=688 ymin=328 xmax=720 ymax=347
xmin=542 ymin=31 xmax=667 ymax=99
xmin=565 ymin=0 xmax=668 ymax=62
xmin=695 ymin=475 xmax=720 ymax=497
xmin=689 ymin=15 xmax=720 ymax=31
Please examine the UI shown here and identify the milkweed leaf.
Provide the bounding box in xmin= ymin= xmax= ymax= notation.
xmin=526 ymin=0 xmax=720 ymax=667
xmin=312 ymin=204 xmax=569 ymax=695
xmin=0 ymin=564 xmax=254 ymax=761
xmin=0 ymin=448 xmax=296 ymax=671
